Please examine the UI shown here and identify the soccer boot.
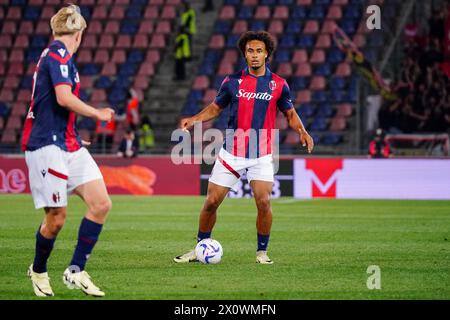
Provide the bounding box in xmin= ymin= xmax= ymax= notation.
xmin=28 ymin=264 xmax=54 ymax=297
xmin=63 ymin=268 xmax=105 ymax=297
xmin=256 ymin=250 xmax=274 ymax=264
xmin=174 ymin=249 xmax=197 ymax=263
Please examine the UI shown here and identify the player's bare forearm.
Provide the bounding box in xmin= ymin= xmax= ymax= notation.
xmin=181 ymin=103 xmax=222 ymax=130
xmin=284 ymin=108 xmax=314 ymax=153
xmin=55 ymin=85 xmax=114 ymax=121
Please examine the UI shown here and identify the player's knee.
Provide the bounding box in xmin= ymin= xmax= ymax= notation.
xmin=204 ymin=196 xmax=221 ymax=212
xmin=46 ymin=209 xmax=66 ymax=235
xmin=256 ymin=197 xmax=271 ymax=213
xmin=90 ymin=197 xmax=112 ymax=216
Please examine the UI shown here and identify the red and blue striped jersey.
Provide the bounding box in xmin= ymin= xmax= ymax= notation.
xmin=214 ymin=67 xmax=293 ymax=158
xmin=22 ymin=40 xmax=82 ymax=152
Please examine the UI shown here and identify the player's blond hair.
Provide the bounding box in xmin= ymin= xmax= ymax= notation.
xmin=50 ymin=4 xmax=87 ymax=36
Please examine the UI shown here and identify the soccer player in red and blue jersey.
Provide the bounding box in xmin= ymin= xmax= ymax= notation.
xmin=174 ymin=31 xmax=314 ymax=264
xmin=24 ymin=5 xmax=114 ymax=297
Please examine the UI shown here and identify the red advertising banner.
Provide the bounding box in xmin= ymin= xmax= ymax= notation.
xmin=0 ymin=156 xmax=200 ymax=195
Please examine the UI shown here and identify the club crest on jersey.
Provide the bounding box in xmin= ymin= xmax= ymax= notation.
xmin=269 ymin=80 xmax=276 ymax=90
xmin=58 ymin=48 xmax=66 ymax=57
xmin=60 ymin=65 xmax=69 ymax=78
xmin=52 ymin=192 xmax=61 ymax=203
xmin=236 ymin=89 xmax=273 ymax=101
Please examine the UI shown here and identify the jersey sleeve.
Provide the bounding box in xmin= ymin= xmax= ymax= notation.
xmin=213 ymin=76 xmax=232 ymax=108
xmin=277 ymin=81 xmax=294 ymax=112
xmin=47 ymin=52 xmax=73 ymax=87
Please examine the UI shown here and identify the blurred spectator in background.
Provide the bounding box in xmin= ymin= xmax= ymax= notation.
xmin=428 ymin=8 xmax=445 ymax=49
xmin=174 ymin=26 xmax=191 ymax=81
xmin=96 ymin=116 xmax=116 ymax=153
xmin=180 ymin=1 xmax=196 ymax=58
xmin=368 ymin=128 xmax=391 ymax=158
xmin=202 ymin=0 xmax=214 ymax=12
xmin=139 ymin=115 xmax=155 ymax=152
xmin=126 ymin=88 xmax=140 ymax=130
xmin=117 ymin=129 xmax=139 ymax=158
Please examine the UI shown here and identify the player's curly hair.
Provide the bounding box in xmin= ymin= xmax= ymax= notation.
xmin=50 ymin=4 xmax=87 ymax=36
xmin=237 ymin=31 xmax=276 ymax=61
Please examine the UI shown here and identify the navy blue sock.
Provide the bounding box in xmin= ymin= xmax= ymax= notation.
xmin=257 ymin=233 xmax=270 ymax=251
xmin=33 ymin=227 xmax=55 ymax=273
xmin=197 ymin=230 xmax=211 ymax=242
xmin=69 ymin=218 xmax=103 ymax=272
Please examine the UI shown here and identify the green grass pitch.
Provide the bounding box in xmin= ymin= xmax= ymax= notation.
xmin=0 ymin=195 xmax=449 ymax=300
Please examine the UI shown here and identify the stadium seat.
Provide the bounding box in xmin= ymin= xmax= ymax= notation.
xmin=223 ymin=49 xmax=238 ymax=64
xmin=161 ymin=6 xmax=176 ymax=19
xmin=111 ymin=50 xmax=127 ymax=63
xmin=276 ymin=63 xmax=294 ymax=78
xmin=202 ymin=89 xmax=217 ymax=105
xmin=14 ymin=35 xmax=29 ymax=49
xmin=276 ymin=112 xmax=289 ymax=130
xmin=268 ymin=20 xmax=284 ymax=35
xmin=255 ymin=6 xmax=271 ymax=19
xmin=321 ymin=20 xmax=337 ymax=34
xmin=17 ymin=89 xmax=31 ymax=103
xmin=295 ymin=63 xmax=312 ymax=77
xmin=94 ymin=50 xmax=110 ymax=64
xmin=145 ymin=50 xmax=160 ymax=64
xmin=283 ymin=130 xmax=300 ymax=145
xmin=0 ymin=50 xmax=7 ymax=63
xmin=132 ymin=75 xmax=150 ymax=90
xmin=317 ymin=103 xmax=334 ymax=117
xmin=310 ymin=50 xmax=326 ymax=64
xmin=139 ymin=21 xmax=154 ymax=34
xmin=92 ymin=6 xmax=108 ymax=19
xmin=321 ymin=132 xmax=342 ymax=145
xmin=41 ymin=6 xmax=55 ymax=19
xmin=208 ymin=35 xmax=225 ymax=49
xmin=144 ymin=6 xmax=159 ymax=19
xmin=335 ymin=62 xmax=351 ymax=76
xmin=80 ymin=75 xmax=94 ymax=88
xmin=315 ymin=34 xmax=331 ymax=49
xmin=100 ymin=62 xmax=117 ymax=76
xmin=133 ymin=34 xmax=149 ymax=48
xmin=91 ymin=89 xmax=107 ymax=102
xmin=327 ymin=5 xmax=343 ymax=19
xmin=310 ymin=76 xmax=326 ymax=90
xmin=77 ymin=49 xmax=93 ymax=64
xmin=110 ymin=6 xmax=125 ymax=19
xmin=217 ymin=62 xmax=234 ymax=76
xmin=11 ymin=102 xmax=28 ymax=117
xmin=219 ymin=6 xmax=236 ymax=20
xmin=8 ymin=62 xmax=24 ymax=76
xmin=137 ymin=63 xmax=155 ymax=76
xmin=149 ymin=34 xmax=166 ymax=49
xmin=232 ymin=20 xmax=248 ymax=34
xmin=9 ymin=49 xmax=24 ymax=63
xmin=2 ymin=21 xmax=17 ymax=34
xmin=82 ymin=35 xmax=97 ymax=49
xmin=94 ymin=76 xmax=113 ymax=89
xmin=336 ymin=103 xmax=353 ymax=117
xmin=273 ymin=6 xmax=289 ymax=19
xmin=310 ymin=117 xmax=328 ymax=131
xmin=303 ymin=20 xmax=319 ymax=34
xmin=192 ymin=76 xmax=210 ymax=90
xmin=155 ymin=21 xmax=171 ymax=34
xmin=7 ymin=7 xmax=22 ymax=20
xmin=353 ymin=34 xmax=366 ymax=48
xmin=292 ymin=49 xmax=308 ymax=64
xmin=238 ymin=6 xmax=253 ymax=20
xmin=296 ymin=103 xmax=315 ymax=117
xmin=3 ymin=76 xmax=20 ymax=89
xmin=296 ymin=90 xmax=311 ymax=104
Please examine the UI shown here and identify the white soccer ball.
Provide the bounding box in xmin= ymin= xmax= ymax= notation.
xmin=195 ymin=238 xmax=223 ymax=264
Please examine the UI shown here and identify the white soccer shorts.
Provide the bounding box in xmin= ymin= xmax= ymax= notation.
xmin=208 ymin=148 xmax=274 ymax=191
xmin=25 ymin=145 xmax=103 ymax=209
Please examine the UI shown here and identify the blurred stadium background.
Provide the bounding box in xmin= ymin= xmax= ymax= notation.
xmin=1 ymin=0 xmax=449 ymax=300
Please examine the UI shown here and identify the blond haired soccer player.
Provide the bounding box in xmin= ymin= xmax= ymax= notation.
xmin=23 ymin=4 xmax=115 ymax=297
xmin=174 ymin=31 xmax=314 ymax=264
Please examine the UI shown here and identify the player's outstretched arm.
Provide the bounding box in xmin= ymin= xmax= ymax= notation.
xmin=180 ymin=102 xmax=223 ymax=131
xmin=284 ymin=108 xmax=314 ymax=153
xmin=55 ymin=85 xmax=115 ymax=122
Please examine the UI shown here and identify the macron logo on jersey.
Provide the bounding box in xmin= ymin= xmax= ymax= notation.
xmin=236 ymin=89 xmax=273 ymax=101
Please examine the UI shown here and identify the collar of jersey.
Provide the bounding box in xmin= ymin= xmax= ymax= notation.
xmin=244 ymin=66 xmax=272 ymax=79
